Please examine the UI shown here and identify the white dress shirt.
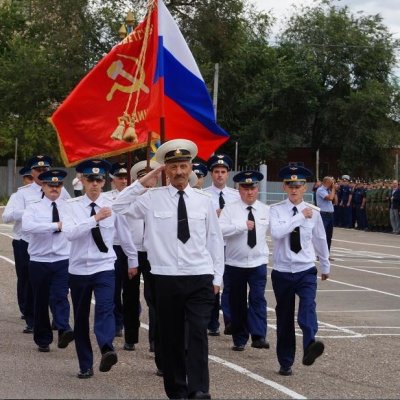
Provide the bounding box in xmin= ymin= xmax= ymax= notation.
xmin=2 ymin=193 xmax=22 ymax=239
xmin=219 ymin=199 xmax=270 ymax=268
xmin=112 ymin=181 xmax=225 ymax=286
xmin=203 ymin=183 xmax=240 ymax=211
xmin=9 ymin=182 xmax=71 ymax=242
xmin=270 ymin=199 xmax=330 ymax=275
xmin=104 ymin=188 xmax=146 ymax=251
xmin=21 ymin=196 xmax=71 ymax=262
xmin=63 ymin=193 xmax=138 ymax=275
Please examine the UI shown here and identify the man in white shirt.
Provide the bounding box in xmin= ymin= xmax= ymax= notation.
xmin=21 ymin=169 xmax=74 ymax=353
xmin=4 ymin=155 xmax=70 ymax=333
xmin=63 ymin=159 xmax=138 ymax=379
xmin=219 ymin=170 xmax=270 ymax=352
xmin=270 ymin=164 xmax=330 ymax=376
xmin=2 ymin=167 xmax=33 ymax=319
xmin=113 ymin=139 xmax=224 ymax=400
xmin=204 ymin=154 xmax=240 ymax=336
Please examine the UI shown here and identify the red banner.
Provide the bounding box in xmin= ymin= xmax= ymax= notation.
xmin=50 ymin=5 xmax=158 ymax=166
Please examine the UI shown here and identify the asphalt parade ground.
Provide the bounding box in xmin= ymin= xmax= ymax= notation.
xmin=0 ymin=210 xmax=399 ymax=399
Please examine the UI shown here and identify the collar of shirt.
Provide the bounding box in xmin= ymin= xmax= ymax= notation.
xmin=241 ymin=199 xmax=258 ymax=211
xmin=82 ymin=193 xmax=108 ymax=209
xmin=32 ymin=181 xmax=42 ymax=193
xmin=167 ymin=184 xmax=194 ymax=199
xmin=210 ymin=183 xmax=226 ymax=196
xmin=286 ymin=199 xmax=306 ymax=213
xmin=42 ymin=196 xmax=61 ymax=207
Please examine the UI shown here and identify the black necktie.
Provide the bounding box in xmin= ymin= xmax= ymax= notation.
xmin=177 ymin=191 xmax=190 ymax=243
xmin=247 ymin=206 xmax=256 ymax=248
xmin=41 ymin=189 xmax=45 ymax=199
xmin=90 ymin=202 xmax=108 ymax=253
xmin=52 ymin=202 xmax=60 ymax=234
xmin=219 ymin=191 xmax=225 ymax=209
xmin=290 ymin=206 xmax=302 ymax=253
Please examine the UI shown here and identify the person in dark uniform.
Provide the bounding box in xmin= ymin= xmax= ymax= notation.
xmin=192 ymin=161 xmax=208 ymax=189
xmin=204 ymin=154 xmax=240 ymax=337
xmin=63 ymin=159 xmax=138 ymax=379
xmin=351 ymin=181 xmax=367 ymax=230
xmin=113 ymin=139 xmax=224 ymax=400
xmin=270 ymin=164 xmax=330 ymax=376
xmin=337 ymin=175 xmax=353 ymax=228
xmin=21 ymin=169 xmax=74 ymax=352
xmin=219 ymin=170 xmax=270 ymax=352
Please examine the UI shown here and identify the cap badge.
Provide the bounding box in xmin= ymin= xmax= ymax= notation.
xmin=291 ymin=175 xmax=298 ymax=180
xmin=92 ymin=167 xmax=100 ymax=174
xmin=245 ymin=178 xmax=253 ymax=183
xmin=38 ymin=161 xmax=44 ymax=166
xmin=51 ymin=177 xmax=59 ymax=182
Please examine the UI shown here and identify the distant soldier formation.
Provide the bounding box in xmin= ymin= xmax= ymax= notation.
xmin=5 ymin=140 xmax=399 ymax=398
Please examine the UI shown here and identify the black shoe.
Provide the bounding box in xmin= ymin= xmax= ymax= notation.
xmin=231 ymin=345 xmax=245 ymax=351
xmin=123 ymin=343 xmax=135 ymax=351
xmin=189 ymin=391 xmax=211 ymax=399
xmin=99 ymin=351 xmax=118 ymax=372
xmin=23 ymin=326 xmax=33 ymax=334
xmin=223 ymin=323 xmax=232 ymax=335
xmin=58 ymin=329 xmax=74 ymax=349
xmin=149 ymin=341 xmax=155 ymax=353
xmin=302 ymin=340 xmax=324 ymax=366
xmin=115 ymin=329 xmax=123 ymax=337
xmin=155 ymin=368 xmax=163 ymax=377
xmin=77 ymin=368 xmax=94 ymax=379
xmin=38 ymin=345 xmax=50 ymax=353
xmin=278 ymin=366 xmax=293 ymax=376
xmin=208 ymin=329 xmax=220 ymax=337
xmin=251 ymin=339 xmax=270 ymax=349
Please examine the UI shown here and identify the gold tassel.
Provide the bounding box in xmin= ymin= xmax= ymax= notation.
xmin=123 ymin=122 xmax=138 ymax=143
xmin=110 ymin=117 xmax=126 ymax=141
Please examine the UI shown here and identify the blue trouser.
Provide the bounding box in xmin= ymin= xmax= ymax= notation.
xmin=271 ymin=267 xmax=318 ymax=369
xmin=69 ymin=270 xmax=115 ymax=372
xmin=12 ymin=239 xmax=25 ymax=316
xmin=29 ymin=259 xmax=71 ymax=347
xmin=320 ymin=212 xmax=334 ymax=250
xmin=339 ymin=205 xmax=352 ymax=228
xmin=20 ymin=240 xmax=34 ymax=328
xmin=225 ymin=264 xmax=267 ymax=347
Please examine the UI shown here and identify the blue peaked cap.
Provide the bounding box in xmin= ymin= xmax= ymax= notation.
xmin=192 ymin=162 xmax=208 ymax=178
xmin=26 ymin=155 xmax=52 ymax=169
xmin=76 ymin=159 xmax=111 ymax=178
xmin=233 ymin=170 xmax=264 ymax=185
xmin=38 ymin=169 xmax=67 ymax=186
xmin=207 ymin=154 xmax=233 ymax=171
xmin=278 ymin=164 xmax=313 ymax=185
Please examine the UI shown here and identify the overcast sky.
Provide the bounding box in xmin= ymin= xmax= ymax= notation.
xmin=251 ymin=0 xmax=400 ymax=40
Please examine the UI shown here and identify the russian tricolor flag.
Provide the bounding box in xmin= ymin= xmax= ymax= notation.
xmin=50 ymin=0 xmax=228 ymax=166
xmin=147 ymin=0 xmax=229 ymax=159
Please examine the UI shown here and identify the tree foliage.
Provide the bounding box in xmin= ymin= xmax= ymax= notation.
xmin=0 ymin=0 xmax=399 ymax=178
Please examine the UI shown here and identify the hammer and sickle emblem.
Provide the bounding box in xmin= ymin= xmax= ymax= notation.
xmin=106 ymin=55 xmax=149 ymax=101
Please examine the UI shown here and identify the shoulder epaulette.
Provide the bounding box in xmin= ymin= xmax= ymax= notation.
xmin=148 ymin=186 xmax=166 ymax=192
xmin=67 ymin=196 xmax=83 ymax=203
xmin=30 ymin=199 xmax=41 ymax=204
xmin=192 ymin=188 xmax=211 ymax=196
xmin=270 ymin=200 xmax=286 ymax=207
xmin=306 ymin=203 xmax=320 ymax=211
xmin=17 ymin=183 xmax=32 ymax=191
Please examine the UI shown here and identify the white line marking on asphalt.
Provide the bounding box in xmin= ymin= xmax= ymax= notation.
xmin=0 ymin=255 xmax=15 ymax=265
xmin=330 ymin=264 xmax=400 ymax=279
xmin=318 ymin=309 xmax=400 ymax=313
xmin=341 ymin=326 xmax=400 ymax=329
xmin=138 ymin=322 xmax=307 ymax=399
xmin=208 ymin=355 xmax=307 ymax=400
xmin=327 ymin=278 xmax=400 ymax=298
xmin=333 ymin=239 xmax=400 ymax=250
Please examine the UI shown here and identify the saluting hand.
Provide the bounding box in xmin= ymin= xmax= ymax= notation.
xmin=94 ymin=207 xmax=112 ymax=222
xmin=139 ymin=164 xmax=165 ymax=188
